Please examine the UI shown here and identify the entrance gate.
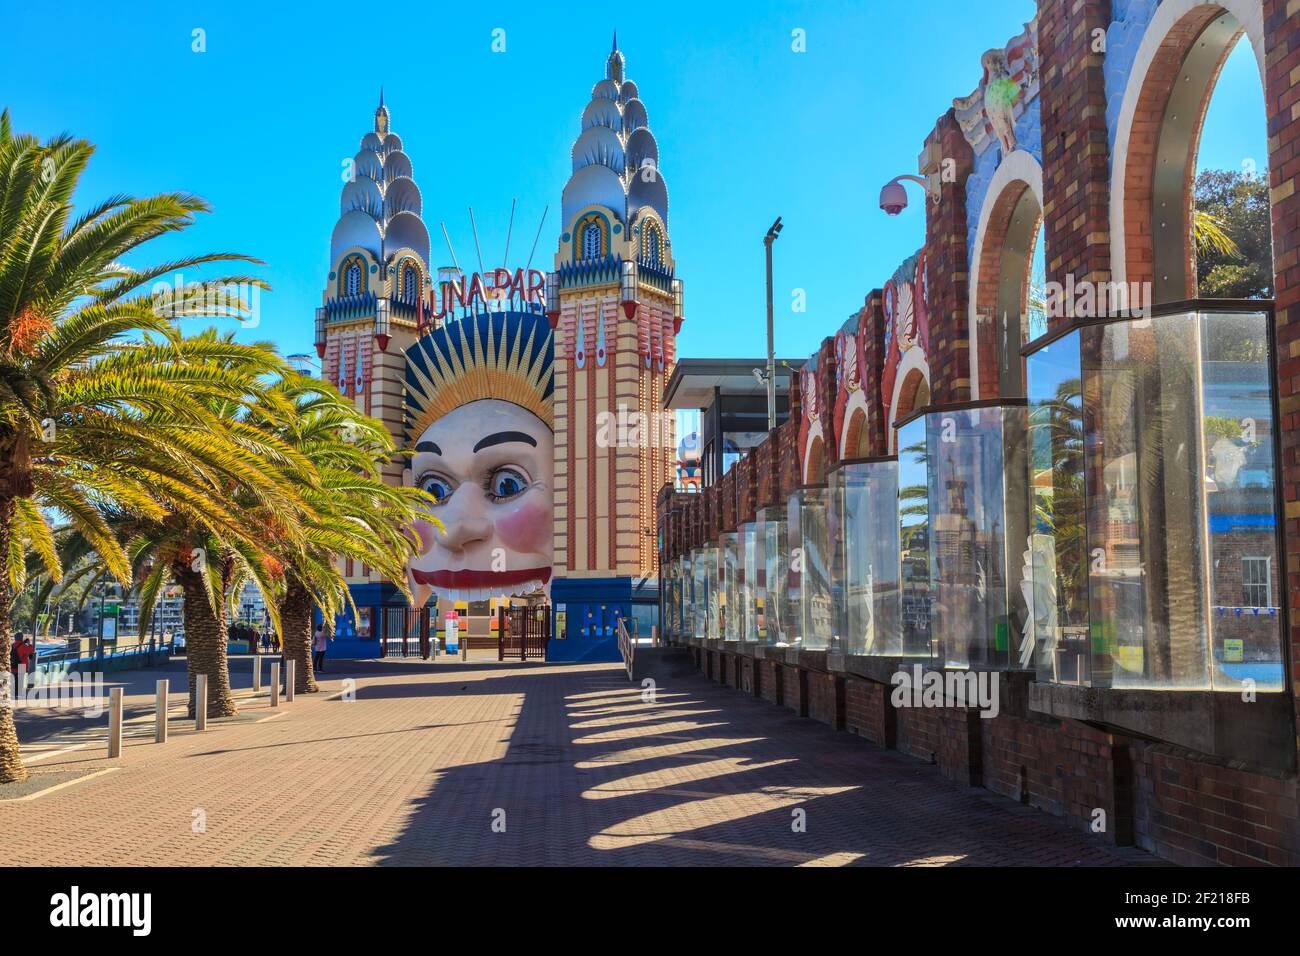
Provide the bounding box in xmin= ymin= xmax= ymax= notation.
xmin=497 ymin=605 xmax=551 ymax=661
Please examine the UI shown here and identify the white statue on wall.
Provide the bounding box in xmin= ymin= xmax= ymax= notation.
xmin=953 ymin=20 xmax=1040 ymax=157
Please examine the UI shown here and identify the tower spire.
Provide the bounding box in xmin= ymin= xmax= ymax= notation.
xmin=375 ymin=86 xmax=389 ymax=135
xmin=612 ymin=29 xmax=617 ymax=52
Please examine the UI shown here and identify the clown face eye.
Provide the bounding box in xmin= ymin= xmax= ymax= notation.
xmin=486 ymin=466 xmax=529 ymax=502
xmin=418 ymin=473 xmax=454 ymax=504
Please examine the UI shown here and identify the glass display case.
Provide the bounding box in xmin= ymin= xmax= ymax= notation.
xmin=1024 ymin=306 xmax=1284 ymax=691
xmin=925 ymin=405 xmax=1028 ymax=669
xmin=720 ymin=531 xmax=742 ymax=641
xmin=739 ymin=522 xmax=760 ymax=641
xmin=789 ymin=486 xmax=833 ymax=650
xmin=758 ymin=506 xmax=790 ymax=644
xmin=895 ymin=405 xmax=1028 ymax=668
xmin=830 ymin=460 xmax=902 ymax=655
xmin=897 ymin=417 xmax=934 ymax=659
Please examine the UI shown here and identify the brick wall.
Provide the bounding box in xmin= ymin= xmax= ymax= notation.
xmin=1265 ymin=0 xmax=1300 ymax=757
xmin=845 ymin=677 xmax=890 ymax=745
xmin=896 ymin=708 xmax=941 ymax=765
xmin=1038 ymin=0 xmax=1111 ymax=331
xmin=923 ymin=110 xmax=976 ymax=405
xmin=1131 ymin=741 xmax=1300 ymax=866
xmin=761 ymin=660 xmax=782 ymax=706
xmin=807 ymin=672 xmax=843 ymax=730
xmin=782 ymin=665 xmax=806 ymax=717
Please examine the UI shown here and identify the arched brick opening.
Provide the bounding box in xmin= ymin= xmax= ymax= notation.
xmin=888 ymin=367 xmax=931 ymax=454
xmin=805 ymin=434 xmax=826 ymax=485
xmin=972 ymin=180 xmax=1043 ymax=399
xmin=1117 ymin=6 xmax=1253 ymax=302
xmin=841 ymin=406 xmax=872 ymax=460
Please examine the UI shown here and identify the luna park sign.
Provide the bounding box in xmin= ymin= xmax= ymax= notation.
xmin=429 ymin=268 xmax=546 ymax=320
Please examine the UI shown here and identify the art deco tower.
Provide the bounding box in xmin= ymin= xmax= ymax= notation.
xmin=550 ymin=35 xmax=682 ymax=582
xmin=317 ymin=92 xmax=432 ymax=586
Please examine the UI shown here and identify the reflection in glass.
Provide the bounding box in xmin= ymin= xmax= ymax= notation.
xmin=1025 ymin=333 xmax=1090 ymax=682
xmin=1058 ymin=309 xmax=1284 ymax=690
xmin=926 ymin=407 xmax=1026 ymax=669
xmin=720 ymin=531 xmax=741 ymax=641
xmin=897 ymin=417 xmax=933 ymax=658
xmin=790 ymin=487 xmax=833 ymax=650
xmin=759 ymin=506 xmax=790 ymax=644
xmin=831 ymin=461 xmax=902 ymax=655
xmin=740 ymin=522 xmax=760 ymax=641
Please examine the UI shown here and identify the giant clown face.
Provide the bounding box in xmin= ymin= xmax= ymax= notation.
xmin=406 ymin=398 xmax=554 ymax=606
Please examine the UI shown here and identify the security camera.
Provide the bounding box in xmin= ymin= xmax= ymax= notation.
xmin=752 ymin=368 xmax=767 ymax=386
xmin=880 ymin=180 xmax=909 ymax=216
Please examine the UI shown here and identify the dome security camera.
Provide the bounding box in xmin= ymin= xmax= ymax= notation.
xmin=880 ymin=180 xmax=909 ymax=216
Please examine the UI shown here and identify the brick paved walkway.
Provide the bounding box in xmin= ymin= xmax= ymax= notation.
xmin=0 ymin=659 xmax=1150 ymax=866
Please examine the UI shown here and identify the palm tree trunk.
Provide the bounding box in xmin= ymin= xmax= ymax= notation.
xmin=0 ymin=497 xmax=28 ymax=784
xmin=280 ymin=575 xmax=317 ymax=694
xmin=175 ymin=565 xmax=238 ymax=718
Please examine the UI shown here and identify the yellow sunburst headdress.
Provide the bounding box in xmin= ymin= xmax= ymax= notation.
xmin=405 ymin=310 xmax=554 ymax=443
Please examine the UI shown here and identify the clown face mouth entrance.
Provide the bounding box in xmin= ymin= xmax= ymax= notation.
xmin=404 ymin=309 xmax=555 ymax=609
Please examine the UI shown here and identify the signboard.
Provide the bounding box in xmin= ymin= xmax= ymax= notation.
xmin=428 ymin=267 xmax=546 ymax=321
xmin=445 ymin=611 xmax=460 ymax=653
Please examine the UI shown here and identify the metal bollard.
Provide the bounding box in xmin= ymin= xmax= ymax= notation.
xmin=286 ymin=659 xmax=295 ymax=703
xmin=270 ymin=663 xmax=280 ymax=708
xmin=195 ymin=674 xmax=208 ymax=731
xmin=155 ymin=679 xmax=168 ymax=744
xmin=108 ymin=687 xmax=123 ymax=758
xmin=252 ymin=656 xmax=261 ymax=693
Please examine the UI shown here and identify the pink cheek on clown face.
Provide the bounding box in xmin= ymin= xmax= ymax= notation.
xmin=493 ymin=497 xmax=549 ymax=557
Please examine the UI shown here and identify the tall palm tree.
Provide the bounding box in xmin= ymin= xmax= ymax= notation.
xmin=0 ymin=109 xmax=279 ymax=783
xmin=241 ymin=375 xmax=435 ymax=694
xmin=107 ymin=331 xmax=319 ymax=718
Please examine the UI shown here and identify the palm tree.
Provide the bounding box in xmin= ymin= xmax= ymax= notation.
xmin=241 ymin=375 xmax=435 ymax=694
xmin=106 ymin=331 xmax=319 ymax=718
xmin=0 ymin=109 xmax=278 ymax=783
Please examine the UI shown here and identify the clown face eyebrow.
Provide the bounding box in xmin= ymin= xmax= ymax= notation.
xmin=473 ymin=431 xmax=537 ymax=453
xmin=416 ymin=441 xmax=442 ymax=455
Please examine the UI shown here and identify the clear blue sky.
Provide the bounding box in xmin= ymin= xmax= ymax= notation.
xmin=0 ymin=0 xmax=1267 ymax=363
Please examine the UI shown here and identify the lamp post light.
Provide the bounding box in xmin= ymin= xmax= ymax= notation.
xmin=763 ymin=217 xmax=783 ymax=430
xmin=620 ymin=259 xmax=639 ymax=319
xmin=545 ymin=271 xmax=560 ymax=329
xmin=374 ymin=296 xmax=391 ymax=351
xmin=314 ymin=307 xmax=327 ymax=358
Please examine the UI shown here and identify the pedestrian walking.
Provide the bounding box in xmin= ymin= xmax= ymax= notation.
xmin=313 ymin=625 xmax=327 ymax=674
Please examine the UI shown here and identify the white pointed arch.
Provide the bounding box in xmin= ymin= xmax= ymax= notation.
xmin=966 ymin=148 xmax=1044 ymax=400
xmin=1108 ymin=0 xmax=1265 ymax=290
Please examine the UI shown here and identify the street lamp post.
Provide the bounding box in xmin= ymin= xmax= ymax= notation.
xmin=763 ymin=217 xmax=783 ymax=430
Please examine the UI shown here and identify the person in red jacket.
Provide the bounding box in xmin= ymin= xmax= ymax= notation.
xmin=13 ymin=634 xmax=34 ymax=689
